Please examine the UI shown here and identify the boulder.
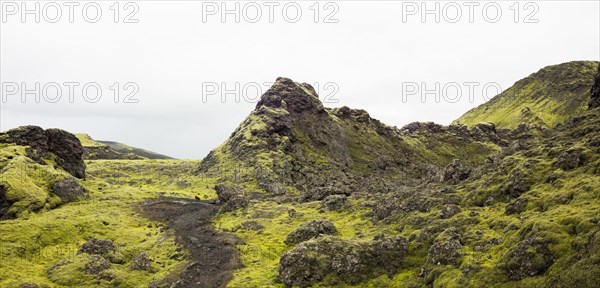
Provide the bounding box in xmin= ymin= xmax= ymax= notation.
xmin=440 ymin=205 xmax=461 ymax=219
xmin=442 ymin=159 xmax=471 ymax=184
xmin=284 ymin=219 xmax=338 ymax=245
xmin=322 ymin=195 xmax=349 ymax=211
xmin=52 ymin=177 xmax=88 ymax=203
xmin=214 ymin=185 xmax=249 ymax=212
xmin=554 ymin=149 xmax=584 ymax=171
xmin=221 ymin=194 xmax=249 ymax=212
xmin=500 ymin=236 xmax=554 ymax=280
xmin=131 ymin=252 xmax=153 ymax=271
xmin=78 ymin=238 xmax=116 ymax=256
xmin=427 ymin=228 xmax=463 ymax=266
xmin=279 ymin=236 xmax=408 ymax=287
xmin=503 ymin=170 xmax=531 ymax=198
xmin=85 ymin=254 xmax=111 ymax=275
xmin=214 ymin=185 xmax=244 ymax=203
xmin=239 ymin=220 xmax=264 ymax=231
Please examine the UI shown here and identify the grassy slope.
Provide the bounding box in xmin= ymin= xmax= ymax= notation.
xmin=214 ymin=110 xmax=600 ymax=288
xmin=75 ymin=134 xmax=173 ymax=160
xmin=98 ymin=141 xmax=173 ymax=160
xmin=454 ymin=61 xmax=599 ymax=129
xmin=75 ymin=134 xmax=107 ymax=148
xmin=0 ymin=158 xmax=217 ymax=287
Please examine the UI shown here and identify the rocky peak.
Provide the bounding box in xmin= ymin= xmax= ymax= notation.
xmin=256 ymin=77 xmax=324 ymax=114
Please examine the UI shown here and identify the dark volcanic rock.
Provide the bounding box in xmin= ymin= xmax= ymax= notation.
xmin=78 ymin=238 xmax=116 ymax=256
xmin=221 ymin=194 xmax=249 ymax=212
xmin=427 ymin=228 xmax=463 ymax=266
xmin=3 ymin=126 xmax=49 ymax=153
xmin=279 ymin=236 xmax=408 ymax=287
xmin=505 ymin=198 xmax=529 ymax=215
xmin=214 ymin=185 xmax=249 ymax=212
xmin=442 ymin=159 xmax=471 ymax=184
xmin=285 ymin=219 xmax=338 ymax=245
xmin=440 ymin=205 xmax=461 ymax=219
xmin=503 ymin=170 xmax=531 ymax=198
xmin=589 ymin=64 xmax=600 ymax=109
xmin=0 ymin=126 xmax=85 ymax=178
xmin=85 ymin=254 xmax=111 ymax=275
xmin=373 ymin=194 xmax=431 ymax=221
xmin=0 ymin=185 xmax=9 ymax=219
xmin=304 ymin=185 xmax=350 ymax=201
xmin=322 ymin=194 xmax=349 ymax=211
xmin=500 ymin=236 xmax=554 ymax=280
xmin=52 ymin=177 xmax=88 ymax=203
xmin=131 ymin=252 xmax=153 ymax=271
xmin=239 ymin=220 xmax=264 ymax=231
xmin=257 ymin=77 xmax=323 ymax=114
xmin=45 ymin=129 xmax=85 ymax=178
xmin=554 ymin=149 xmax=584 ymax=171
xmin=215 ymin=185 xmax=244 ymax=203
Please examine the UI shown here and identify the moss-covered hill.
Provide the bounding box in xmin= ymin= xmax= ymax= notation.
xmin=454 ymin=61 xmax=599 ymax=129
xmin=199 ymin=77 xmax=504 ymax=197
xmin=75 ymin=134 xmax=173 ymax=160
xmin=1 ymin=61 xmax=600 ymax=288
xmin=204 ymin=62 xmax=600 ymax=287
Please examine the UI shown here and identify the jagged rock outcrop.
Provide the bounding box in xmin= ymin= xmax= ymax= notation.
xmin=589 ymin=64 xmax=600 ymax=109
xmin=0 ymin=126 xmax=85 ymax=178
xmin=0 ymin=185 xmax=9 ymax=219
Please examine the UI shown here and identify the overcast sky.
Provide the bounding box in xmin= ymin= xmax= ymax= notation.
xmin=1 ymin=1 xmax=599 ymax=159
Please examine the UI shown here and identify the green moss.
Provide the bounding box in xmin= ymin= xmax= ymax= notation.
xmin=75 ymin=134 xmax=106 ymax=148
xmin=454 ymin=61 xmax=599 ymax=129
xmin=0 ymin=158 xmax=218 ymax=287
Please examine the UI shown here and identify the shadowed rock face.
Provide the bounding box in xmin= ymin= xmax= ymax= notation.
xmin=46 ymin=129 xmax=86 ymax=178
xmin=0 ymin=186 xmax=9 ymax=218
xmin=589 ymin=65 xmax=600 ymax=109
xmin=1 ymin=126 xmax=86 ymax=178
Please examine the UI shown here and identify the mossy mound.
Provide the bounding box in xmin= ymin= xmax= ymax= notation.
xmin=454 ymin=61 xmax=599 ymax=129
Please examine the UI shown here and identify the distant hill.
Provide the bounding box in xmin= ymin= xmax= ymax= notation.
xmin=454 ymin=61 xmax=599 ymax=128
xmin=75 ymin=134 xmax=174 ymax=160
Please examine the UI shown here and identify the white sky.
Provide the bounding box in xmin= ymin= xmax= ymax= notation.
xmin=1 ymin=1 xmax=599 ymax=159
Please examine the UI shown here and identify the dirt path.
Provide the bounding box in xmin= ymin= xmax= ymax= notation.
xmin=139 ymin=198 xmax=242 ymax=288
